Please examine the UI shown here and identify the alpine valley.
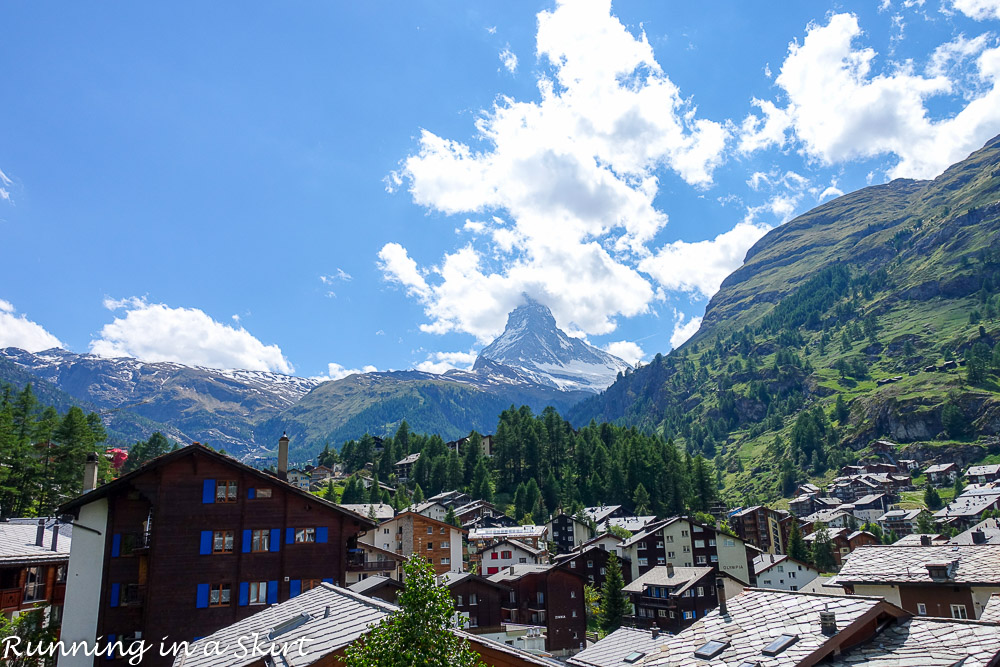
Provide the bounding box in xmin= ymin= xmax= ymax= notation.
xmin=3 ymin=136 xmax=1000 ymax=502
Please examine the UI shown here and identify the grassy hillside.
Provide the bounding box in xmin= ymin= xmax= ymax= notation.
xmin=570 ymin=135 xmax=1000 ymax=504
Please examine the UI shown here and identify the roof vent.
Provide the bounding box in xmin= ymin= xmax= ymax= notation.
xmin=819 ymin=609 xmax=837 ymax=635
xmin=920 ymin=534 xmax=932 ymax=546
xmin=267 ymin=613 xmax=311 ymax=640
xmin=694 ymin=640 xmax=730 ymax=659
xmin=972 ymin=529 xmax=987 ymax=545
xmin=762 ymin=634 xmax=798 ymax=656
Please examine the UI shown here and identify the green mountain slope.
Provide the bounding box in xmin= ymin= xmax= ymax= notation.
xmin=569 ymin=135 xmax=1000 ymax=503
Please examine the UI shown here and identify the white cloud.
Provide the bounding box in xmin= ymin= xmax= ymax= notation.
xmin=0 ymin=167 xmax=11 ymax=202
xmin=819 ymin=185 xmax=845 ymax=200
xmin=316 ymin=362 xmax=378 ymax=382
xmin=0 ymin=299 xmax=64 ymax=352
xmin=90 ymin=297 xmax=293 ymax=374
xmin=740 ymin=12 xmax=1000 ymax=179
xmin=954 ymin=0 xmax=1000 ymax=20
xmin=320 ymin=269 xmax=352 ymax=284
xmin=639 ymin=222 xmax=771 ymax=299
xmin=670 ymin=313 xmax=702 ymax=349
xmin=603 ymin=340 xmax=644 ymax=365
xmin=415 ymin=350 xmax=478 ymax=374
xmin=499 ymin=46 xmax=518 ymax=74
xmin=387 ymin=0 xmax=728 ymax=341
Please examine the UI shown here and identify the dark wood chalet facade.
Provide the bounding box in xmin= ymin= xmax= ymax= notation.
xmin=488 ymin=565 xmax=587 ymax=654
xmin=57 ymin=443 xmax=374 ymax=667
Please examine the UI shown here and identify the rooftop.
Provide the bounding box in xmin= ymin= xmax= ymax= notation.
xmin=834 ymin=544 xmax=1000 ymax=585
xmin=584 ymin=505 xmax=623 ymax=525
xmin=925 ymin=463 xmax=958 ymax=474
xmin=825 ymin=616 xmax=1000 ymax=666
xmin=347 ymin=575 xmax=403 ymax=596
xmin=622 ymin=566 xmax=714 ymax=596
xmin=338 ymin=503 xmax=395 ymax=521
xmin=934 ymin=490 xmax=1000 ymax=519
xmin=0 ymin=522 xmax=71 ymax=565
xmin=487 ymin=564 xmax=554 ymax=583
xmin=951 ymin=518 xmax=1000 ymax=545
xmin=469 ymin=525 xmax=547 ymax=540
xmin=566 ymin=626 xmax=671 ymax=667
xmin=968 ymin=464 xmax=1000 ymax=476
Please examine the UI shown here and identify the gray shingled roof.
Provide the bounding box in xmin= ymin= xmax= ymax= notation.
xmin=980 ymin=594 xmax=1000 ymax=623
xmin=934 ymin=490 xmax=1000 ymax=519
xmin=487 ymin=564 xmax=553 ymax=583
xmin=566 ymin=626 xmax=671 ymax=667
xmin=584 ymin=505 xmax=622 ymax=525
xmin=0 ymin=522 xmax=71 ymax=565
xmin=968 ymin=465 xmax=1000 ymax=477
xmin=601 ymin=516 xmax=657 ymax=533
xmin=834 ymin=544 xmax=1000 ymax=585
xmin=622 ymin=566 xmax=713 ymax=596
xmin=952 ymin=518 xmax=1000 ymax=545
xmin=337 ymin=503 xmax=395 ymax=521
xmin=641 ymin=589 xmax=895 ymax=666
xmin=826 ymin=617 xmax=1000 ymax=666
xmin=347 ymin=575 xmax=403 ymax=596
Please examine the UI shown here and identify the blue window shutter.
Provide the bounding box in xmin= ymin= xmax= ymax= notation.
xmin=267 ymin=581 xmax=278 ymax=604
xmin=196 ymin=583 xmax=210 ymax=608
xmin=199 ymin=531 xmax=213 ymax=555
xmin=247 ymin=487 xmax=255 ymax=500
xmin=286 ymin=527 xmax=294 ymax=545
xmin=202 ymin=479 xmax=216 ymax=504
xmin=270 ymin=529 xmax=281 ymax=552
xmin=316 ymin=527 xmax=328 ymax=544
xmin=242 ymin=529 xmax=252 ymax=553
xmin=238 ymin=582 xmax=249 ymax=606
xmin=322 ymin=578 xmax=333 ymax=585
xmin=290 ymin=580 xmax=301 ymax=597
xmin=109 ymin=583 xmax=120 ymax=608
xmin=111 ymin=534 xmax=121 ymax=558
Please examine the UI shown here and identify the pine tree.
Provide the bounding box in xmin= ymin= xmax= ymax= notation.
xmin=833 ymin=394 xmax=849 ymax=424
xmin=599 ymin=552 xmax=628 ymax=635
xmin=915 ymin=511 xmax=937 ymax=535
xmin=444 ymin=506 xmax=460 ymax=527
xmin=344 ymin=557 xmax=485 ymax=667
xmin=471 ymin=458 xmax=493 ymax=503
xmin=412 ymin=483 xmax=425 ymax=505
xmin=786 ymin=521 xmax=808 ymax=562
xmin=633 ymin=483 xmax=651 ymax=516
xmin=811 ymin=525 xmax=837 ymax=573
xmin=924 ymin=486 xmax=944 ymax=511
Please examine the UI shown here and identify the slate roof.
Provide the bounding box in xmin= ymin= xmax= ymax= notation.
xmin=752 ymin=554 xmax=815 ymax=578
xmin=980 ymin=594 xmax=1000 ymax=623
xmin=892 ymin=533 xmax=947 ymax=546
xmin=925 ymin=463 xmax=957 ymax=474
xmin=622 ymin=566 xmax=714 ymax=596
xmin=338 ymin=503 xmax=395 ymax=521
xmin=600 ymin=516 xmax=657 ymax=533
xmin=833 ymin=544 xmax=1000 ymax=586
xmin=584 ymin=505 xmax=623 ymax=525
xmin=934 ymin=490 xmax=1000 ymax=519
xmin=968 ymin=464 xmax=1000 ymax=477
xmin=825 ymin=617 xmax=1000 ymax=666
xmin=487 ymin=564 xmax=553 ymax=583
xmin=0 ymin=522 xmax=71 ymax=565
xmin=436 ymin=571 xmax=511 ymax=591
xmin=566 ymin=626 xmax=671 ymax=667
xmin=951 ymin=518 xmax=1000 ymax=545
xmin=641 ymin=589 xmax=899 ymax=667
xmin=879 ymin=508 xmax=923 ymax=521
xmin=347 ymin=575 xmax=403 ymax=596
xmin=620 ymin=518 xmax=676 ymax=548
xmin=395 ymin=453 xmax=420 ymax=465
xmin=801 ymin=509 xmax=851 ymax=524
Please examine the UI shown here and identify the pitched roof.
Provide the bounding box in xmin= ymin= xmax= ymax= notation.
xmin=600 ymin=515 xmax=657 ymax=533
xmin=892 ymin=533 xmax=946 ymax=546
xmin=57 ymin=443 xmax=375 ymax=529
xmin=0 ymin=522 xmax=71 ymax=565
xmin=475 ymin=538 xmax=547 ymax=558
xmin=622 ymin=566 xmax=714 ymax=596
xmin=347 ymin=575 xmax=403 ymax=596
xmin=825 ymin=616 xmax=1000 ymax=666
xmin=620 ymin=518 xmax=676 ymax=548
xmin=436 ymin=571 xmax=511 ymax=591
xmin=338 ymin=503 xmax=395 ymax=521
xmin=934 ymin=490 xmax=1000 ymax=519
xmin=951 ymin=518 xmax=1000 ymax=545
xmin=583 ymin=505 xmax=622 ymax=524
xmin=487 ymin=564 xmax=554 ymax=583
xmin=395 ymin=452 xmax=420 ymax=465
xmin=834 ymin=544 xmax=1000 ymax=586
xmin=968 ymin=464 xmax=1000 ymax=476
xmin=566 ymin=626 xmax=671 ymax=667
xmin=641 ymin=589 xmax=904 ymax=667
xmin=468 ymin=524 xmax=546 ymax=541
xmin=752 ymin=553 xmax=816 ymax=577
xmin=925 ymin=463 xmax=957 ymax=474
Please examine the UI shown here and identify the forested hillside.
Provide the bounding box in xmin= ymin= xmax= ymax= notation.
xmin=570 ymin=135 xmax=1000 ymax=504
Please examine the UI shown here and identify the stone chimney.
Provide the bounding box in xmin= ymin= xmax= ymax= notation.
xmin=666 ymin=562 xmax=674 ymax=577
xmin=50 ymin=524 xmax=59 ymax=552
xmin=820 ymin=608 xmax=837 ymax=635
xmin=651 ymin=627 xmax=659 ymax=639
xmin=278 ymin=433 xmax=290 ymax=481
xmin=920 ymin=534 xmax=932 ymax=546
xmin=972 ymin=529 xmax=987 ymax=545
xmin=83 ymin=452 xmax=99 ymax=493
xmin=35 ymin=518 xmax=45 ymax=547
xmin=716 ymin=577 xmax=727 ymax=616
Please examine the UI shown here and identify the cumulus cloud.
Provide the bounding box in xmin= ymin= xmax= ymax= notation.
xmin=603 ymin=340 xmax=644 ymax=365
xmin=639 ymin=222 xmax=771 ymax=299
xmin=0 ymin=299 xmax=64 ymax=352
xmin=320 ymin=269 xmax=353 ymax=284
xmin=0 ymin=167 xmax=11 ymax=202
xmin=90 ymin=297 xmax=294 ymax=374
xmin=317 ymin=362 xmax=378 ymax=382
xmin=739 ymin=12 xmax=1000 ymax=179
xmin=499 ymin=46 xmax=518 ymax=73
xmin=415 ymin=350 xmax=478 ymax=374
xmin=385 ymin=0 xmax=728 ymax=341
xmin=954 ymin=0 xmax=1000 ymax=21
xmin=670 ymin=313 xmax=702 ymax=349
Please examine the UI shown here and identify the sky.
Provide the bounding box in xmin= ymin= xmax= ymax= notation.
xmin=3 ymin=0 xmax=1000 ymax=379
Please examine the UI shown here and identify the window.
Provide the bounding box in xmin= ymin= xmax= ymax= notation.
xmin=638 ymin=557 xmax=648 ymax=567
xmin=469 ymin=616 xmax=478 ymax=628
xmin=295 ymin=528 xmax=316 ymax=543
xmin=441 ymin=557 xmax=450 ymax=565
xmin=427 ymin=527 xmax=434 ymax=534
xmin=789 ymin=572 xmax=796 ymax=579
xmin=537 ymin=592 xmax=544 ymax=605
xmin=572 ymin=610 xmax=577 ymax=617
xmin=668 ymin=551 xmax=676 ymax=559
xmin=440 ymin=526 xmax=447 ymax=534
xmin=255 ymin=488 xmax=272 ymax=499
xmin=665 ymin=535 xmax=674 ymax=543
xmin=681 ymin=530 xmax=689 ymax=537
xmin=301 ymin=579 xmax=322 ymax=593
xmin=725 ymin=538 xmax=736 ymax=547
xmin=216 ymin=480 xmax=238 ymax=503
xmin=917 ymin=603 xmax=927 ymax=615
xmin=501 ymin=551 xmax=512 ymax=559
xmin=657 ymin=557 xmax=666 ymax=565
xmin=383 ymin=528 xmax=390 ymax=534
xmin=570 ymin=590 xmax=577 ymax=598
xmin=519 ymin=558 xmax=527 ymax=564
xmin=656 ymin=541 xmax=664 ymax=548
xmin=951 ymin=604 xmax=968 ymax=619
xmin=56 ymin=565 xmax=67 ymax=584
xmin=586 ymin=560 xmax=593 ymax=568
xmin=697 ymin=555 xmax=707 ymax=565
xmin=683 ymin=545 xmax=691 ymax=552
xmin=694 ymin=540 xmax=705 ymax=549
xmin=683 ymin=611 xmax=694 ymax=620
xmin=209 ymin=584 xmax=231 ymax=607
xmin=23 ymin=567 xmax=44 ymax=602
xmin=708 ymin=539 xmax=716 ymax=547
xmin=249 ymin=581 xmax=268 ymax=605
xmin=762 ymin=634 xmax=798 ymax=656
xmin=441 ymin=541 xmax=450 ymax=549
xmin=251 ymin=529 xmax=270 ymax=553
xmin=600 ymin=567 xmax=606 ymax=575
xmin=697 ymin=586 xmax=704 ymax=597
xmin=469 ymin=593 xmax=478 ymax=605
xmin=212 ymin=530 xmax=234 ymax=554
xmin=491 ymin=552 xmax=499 ymax=560
xmin=658 ymin=609 xmax=668 ymax=617
xmin=570 ymin=561 xmax=576 ymax=568
xmin=710 ymin=555 xmax=718 ymax=563
xmin=776 ymin=565 xmax=784 ymax=572
xmin=427 ymin=543 xmax=434 ymax=550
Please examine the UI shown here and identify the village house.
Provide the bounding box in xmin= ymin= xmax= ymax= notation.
xmin=925 ymin=462 xmax=960 ymax=486
xmin=469 ymin=525 xmax=548 ymax=570
xmin=619 ymin=517 xmax=758 ymax=587
xmin=0 ymin=519 xmax=70 ymax=626
xmin=359 ymin=510 xmax=464 ymax=576
xmin=934 ymin=487 xmax=1000 ymax=530
xmin=428 ymin=489 xmax=473 ymax=508
xmin=393 ymin=452 xmax=420 ymax=481
xmin=286 ymin=468 xmax=310 ymax=491
xmin=566 ymin=626 xmax=672 ymax=667
xmin=804 ymin=529 xmax=879 ymax=569
xmin=546 ymin=511 xmax=595 ymax=554
xmin=408 ymin=500 xmax=449 ymax=522
xmin=788 ymin=493 xmax=840 ymax=518
xmin=752 ymin=553 xmax=820 ymax=592
xmin=600 ymin=515 xmax=658 ymax=534
xmin=877 ymin=508 xmax=926 ymax=536
xmin=343 ymin=542 xmax=405 ymax=585
xmin=967 ymin=464 xmax=1000 ymax=486
xmin=833 ymin=544 xmax=1000 ymax=619
xmin=337 ymin=503 xmax=395 ymax=523
xmin=175 ymin=583 xmax=553 ymax=667
xmin=488 ymin=564 xmax=587 ymax=655
xmin=623 ymin=564 xmax=719 ymax=633
xmin=347 ymin=574 xmax=403 ymax=604
xmin=477 ymin=538 xmax=549 ymax=574
xmin=438 ymin=571 xmax=510 ymax=632
xmin=951 ymin=518 xmax=1000 ymax=545
xmin=56 ymin=440 xmax=375 ymax=667
xmin=728 ymin=505 xmax=790 ymax=554
xmin=553 ymin=541 xmax=633 ymax=591
xmin=454 ymin=499 xmax=499 ymax=524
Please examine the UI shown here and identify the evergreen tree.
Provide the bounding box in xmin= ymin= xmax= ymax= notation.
xmin=444 ymin=506 xmax=460 ymax=527
xmin=599 ymin=552 xmax=628 ymax=634
xmin=123 ymin=432 xmax=172 ymax=473
xmin=941 ymin=402 xmax=969 ymax=440
xmin=471 ymin=458 xmax=493 ymax=503
xmin=915 ymin=511 xmax=937 ymax=535
xmin=811 ymin=525 xmax=837 ymax=573
xmin=833 ymin=394 xmax=849 ymax=424
xmin=924 ymin=486 xmax=944 ymax=511
xmin=344 ymin=557 xmax=485 ymax=667
xmin=632 ymin=483 xmax=651 ymax=516
xmin=786 ymin=521 xmax=808 ymax=562
xmin=411 ymin=483 xmax=425 ymax=505
xmin=954 ymin=474 xmax=966 ymax=498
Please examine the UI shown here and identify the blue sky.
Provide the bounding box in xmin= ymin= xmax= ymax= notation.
xmin=2 ymin=0 xmax=1000 ymax=379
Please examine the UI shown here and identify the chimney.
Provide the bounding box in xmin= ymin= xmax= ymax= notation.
xmin=278 ymin=433 xmax=290 ymax=481
xmin=83 ymin=452 xmax=99 ymax=493
xmin=819 ymin=608 xmax=837 ymax=635
xmin=920 ymin=534 xmax=932 ymax=546
xmin=651 ymin=627 xmax=659 ymax=639
xmin=666 ymin=562 xmax=674 ymax=577
xmin=50 ymin=524 xmax=59 ymax=552
xmin=35 ymin=518 xmax=45 ymax=547
xmin=972 ymin=529 xmax=987 ymax=545
xmin=716 ymin=577 xmax=727 ymax=616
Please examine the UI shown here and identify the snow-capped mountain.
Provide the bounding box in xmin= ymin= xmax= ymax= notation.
xmin=476 ymin=298 xmax=632 ymax=393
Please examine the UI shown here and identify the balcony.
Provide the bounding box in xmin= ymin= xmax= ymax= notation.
xmin=121 ymin=584 xmax=146 ymax=607
xmin=0 ymin=588 xmax=23 ymax=610
xmin=347 ymin=552 xmax=396 ymax=572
